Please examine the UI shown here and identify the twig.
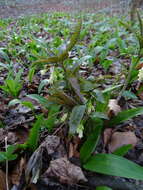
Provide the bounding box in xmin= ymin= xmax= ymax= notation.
xmin=5 ymin=137 xmax=9 ymax=190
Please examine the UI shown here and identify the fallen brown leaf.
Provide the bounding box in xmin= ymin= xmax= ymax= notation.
xmin=103 ymin=128 xmax=113 ymax=147
xmin=10 ymin=157 xmax=26 ymax=186
xmin=43 ymin=135 xmax=67 ymax=159
xmin=0 ymin=169 xmax=6 ymax=190
xmin=0 ymin=129 xmax=5 ymax=142
xmin=25 ymin=148 xmax=43 ymax=184
xmin=44 ymin=157 xmax=87 ymax=184
xmin=68 ymin=136 xmax=81 ymax=158
xmin=108 ymin=131 xmax=138 ymax=152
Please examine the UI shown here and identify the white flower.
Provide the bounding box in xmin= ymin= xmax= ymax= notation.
xmin=138 ymin=67 xmax=143 ymax=81
xmin=76 ymin=124 xmax=84 ymax=138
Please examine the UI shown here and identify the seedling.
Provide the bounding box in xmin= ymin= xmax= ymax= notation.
xmin=0 ymin=69 xmax=23 ymax=97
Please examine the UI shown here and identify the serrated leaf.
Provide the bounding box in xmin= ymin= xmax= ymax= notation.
xmin=84 ymin=153 xmax=143 ymax=180
xmin=69 ymin=105 xmax=86 ymax=135
xmin=109 ymin=107 xmax=143 ymax=126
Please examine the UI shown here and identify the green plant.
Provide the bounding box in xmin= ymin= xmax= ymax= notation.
xmin=0 ymin=69 xmax=23 ymax=97
xmin=96 ymin=187 xmax=112 ymax=190
xmin=117 ymin=11 xmax=143 ymax=100
xmin=0 ymin=115 xmax=44 ymax=162
xmin=1 ymin=12 xmax=143 ymax=183
xmin=0 ymin=145 xmax=18 ymax=162
xmin=29 ymin=17 xmax=143 ymax=181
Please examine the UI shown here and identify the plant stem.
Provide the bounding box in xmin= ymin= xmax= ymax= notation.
xmin=117 ymin=57 xmax=140 ymax=102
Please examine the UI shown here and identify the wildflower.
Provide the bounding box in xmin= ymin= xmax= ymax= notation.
xmin=138 ymin=67 xmax=143 ymax=81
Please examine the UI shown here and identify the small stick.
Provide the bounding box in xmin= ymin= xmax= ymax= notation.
xmin=5 ymin=137 xmax=9 ymax=190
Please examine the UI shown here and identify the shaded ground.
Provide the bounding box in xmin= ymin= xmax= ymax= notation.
xmin=1 ymin=4 xmax=143 ymax=190
xmin=0 ymin=3 xmax=73 ymax=18
xmin=0 ymin=1 xmax=123 ymax=19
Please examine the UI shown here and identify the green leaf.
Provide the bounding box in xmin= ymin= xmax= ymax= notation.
xmin=15 ymin=68 xmax=23 ymax=83
xmin=0 ymin=153 xmax=7 ymax=162
xmin=33 ymin=19 xmax=82 ymax=66
xmin=28 ymin=66 xmax=36 ymax=83
xmin=44 ymin=105 xmax=60 ymax=131
xmin=38 ymin=79 xmax=49 ymax=94
xmin=102 ymin=85 xmax=122 ymax=94
xmin=113 ymin=144 xmax=132 ymax=156
xmin=84 ymin=153 xmax=143 ymax=180
xmin=96 ymin=186 xmax=112 ymax=190
xmin=69 ymin=105 xmax=86 ymax=135
xmin=0 ymin=62 xmax=9 ymax=69
xmin=80 ymin=124 xmax=102 ymax=163
xmin=0 ymin=49 xmax=10 ymax=63
xmin=109 ymin=107 xmax=143 ymax=126
xmin=25 ymin=114 xmax=43 ymax=151
xmin=92 ymin=90 xmax=105 ymax=103
xmin=68 ymin=77 xmax=85 ymax=104
xmin=91 ymin=112 xmax=109 ymax=120
xmin=22 ymin=101 xmax=35 ymax=111
xmin=27 ymin=94 xmax=53 ymax=108
xmin=0 ymin=145 xmax=18 ymax=162
xmin=96 ymin=93 xmax=110 ymax=113
xmin=122 ymin=90 xmax=137 ymax=100
xmin=8 ymin=99 xmax=21 ymax=107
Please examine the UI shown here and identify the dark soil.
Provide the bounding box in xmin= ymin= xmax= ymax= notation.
xmin=0 ymin=3 xmax=73 ymax=19
xmin=0 ymin=1 xmax=122 ymax=19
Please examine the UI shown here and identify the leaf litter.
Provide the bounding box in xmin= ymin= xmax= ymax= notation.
xmin=0 ymin=8 xmax=143 ymax=190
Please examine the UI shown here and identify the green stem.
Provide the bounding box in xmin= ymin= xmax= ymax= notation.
xmin=117 ymin=56 xmax=140 ymax=102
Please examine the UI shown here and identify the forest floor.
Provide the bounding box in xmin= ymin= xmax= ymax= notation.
xmin=0 ymin=6 xmax=143 ymax=190
xmin=0 ymin=1 xmax=121 ymax=19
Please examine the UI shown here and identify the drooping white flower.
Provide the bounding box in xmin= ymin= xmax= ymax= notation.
xmin=138 ymin=67 xmax=143 ymax=81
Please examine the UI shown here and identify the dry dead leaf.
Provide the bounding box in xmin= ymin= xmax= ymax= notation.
xmin=25 ymin=148 xmax=43 ymax=184
xmin=68 ymin=136 xmax=81 ymax=158
xmin=10 ymin=157 xmax=26 ymax=186
xmin=43 ymin=135 xmax=67 ymax=159
xmin=7 ymin=132 xmax=17 ymax=144
xmin=0 ymin=129 xmax=5 ymax=142
xmin=108 ymin=131 xmax=138 ymax=152
xmin=44 ymin=157 xmax=87 ymax=184
xmin=15 ymin=128 xmax=29 ymax=144
xmin=0 ymin=170 xmax=6 ymax=190
xmin=103 ymin=128 xmax=113 ymax=147
xmin=108 ymin=99 xmax=121 ymax=116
